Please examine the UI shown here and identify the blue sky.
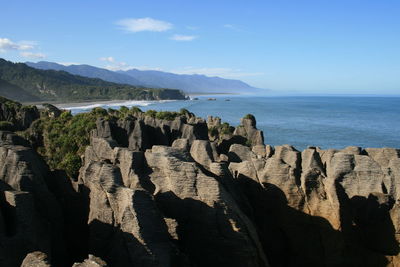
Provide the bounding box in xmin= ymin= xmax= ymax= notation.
xmin=1 ymin=0 xmax=400 ymax=94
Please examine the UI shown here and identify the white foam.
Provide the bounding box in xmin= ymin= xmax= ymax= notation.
xmin=63 ymin=100 xmax=176 ymax=111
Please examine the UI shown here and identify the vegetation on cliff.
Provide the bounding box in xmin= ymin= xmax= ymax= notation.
xmin=19 ymin=105 xmax=196 ymax=178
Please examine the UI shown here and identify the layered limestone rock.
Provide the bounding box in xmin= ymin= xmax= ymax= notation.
xmin=1 ymin=104 xmax=400 ymax=267
xmin=78 ymin=162 xmax=176 ymax=267
xmin=229 ymin=143 xmax=400 ymax=266
xmin=145 ymin=145 xmax=269 ymax=267
xmin=92 ymin=114 xmax=208 ymax=152
xmin=233 ymin=115 xmax=264 ymax=146
xmin=0 ymin=131 xmax=66 ymax=267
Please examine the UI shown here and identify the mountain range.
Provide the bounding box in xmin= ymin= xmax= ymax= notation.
xmin=26 ymin=61 xmax=263 ymax=94
xmin=0 ymin=58 xmax=186 ymax=102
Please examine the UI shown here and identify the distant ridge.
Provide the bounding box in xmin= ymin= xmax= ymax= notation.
xmin=0 ymin=58 xmax=186 ymax=102
xmin=26 ymin=61 xmax=142 ymax=86
xmin=26 ymin=61 xmax=264 ymax=94
xmin=119 ymin=69 xmax=260 ymax=94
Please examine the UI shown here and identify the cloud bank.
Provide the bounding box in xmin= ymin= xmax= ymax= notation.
xmin=170 ymin=34 xmax=197 ymax=41
xmin=20 ymin=51 xmax=46 ymax=59
xmin=0 ymin=38 xmax=34 ymax=51
xmin=116 ymin=17 xmax=173 ymax=32
xmin=99 ymin=56 xmax=115 ymax=63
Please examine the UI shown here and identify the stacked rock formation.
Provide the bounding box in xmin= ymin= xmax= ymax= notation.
xmin=0 ymin=103 xmax=399 ymax=266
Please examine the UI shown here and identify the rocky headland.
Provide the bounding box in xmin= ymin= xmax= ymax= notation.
xmin=0 ymin=96 xmax=399 ymax=266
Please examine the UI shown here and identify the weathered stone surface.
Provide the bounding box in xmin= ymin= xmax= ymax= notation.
xmin=1 ymin=108 xmax=400 ymax=267
xmin=252 ymin=144 xmax=266 ymax=158
xmin=21 ymin=251 xmax=51 ymax=267
xmin=145 ymin=145 xmax=269 ymax=267
xmin=207 ymin=116 xmax=221 ymax=128
xmin=229 ymin=143 xmax=257 ymax=163
xmin=78 ymin=147 xmax=176 ymax=267
xmin=92 ymin=114 xmax=208 ymax=152
xmin=72 ymin=255 xmax=107 ymax=267
xmin=190 ymin=140 xmax=217 ymax=168
xmin=233 ymin=116 xmax=264 ymax=146
xmin=0 ymin=131 xmax=66 ymax=266
xmin=171 ymin=138 xmax=189 ymax=151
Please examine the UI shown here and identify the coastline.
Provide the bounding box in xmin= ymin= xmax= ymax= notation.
xmin=51 ymin=93 xmax=238 ymax=110
xmin=55 ymin=99 xmax=179 ymax=110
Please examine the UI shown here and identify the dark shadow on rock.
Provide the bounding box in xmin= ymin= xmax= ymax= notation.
xmin=217 ymin=135 xmax=248 ymax=155
xmin=234 ymin=173 xmax=397 ymax=267
xmin=0 ymin=182 xmax=17 ymax=237
xmin=351 ymin=194 xmax=398 ymax=256
xmin=45 ymin=170 xmax=90 ymax=266
xmin=154 ymin=190 xmax=267 ymax=267
xmin=86 ymin=210 xmax=183 ymax=267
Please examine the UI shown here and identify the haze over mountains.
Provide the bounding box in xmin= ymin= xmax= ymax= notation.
xmin=26 ymin=61 xmax=263 ymax=94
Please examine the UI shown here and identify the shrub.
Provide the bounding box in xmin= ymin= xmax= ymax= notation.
xmin=145 ymin=110 xmax=157 ymax=118
xmin=208 ymin=126 xmax=219 ymax=137
xmin=220 ymin=122 xmax=234 ymax=135
xmin=0 ymin=121 xmax=14 ymax=131
xmin=155 ymin=111 xmax=179 ymax=121
xmin=59 ymin=152 xmax=82 ymax=178
xmin=28 ymin=110 xmax=104 ymax=179
xmin=119 ymin=106 xmax=129 ymax=114
xmin=60 ymin=111 xmax=73 ymax=120
xmin=130 ymin=106 xmax=142 ymax=114
xmin=91 ymin=107 xmax=108 ymax=116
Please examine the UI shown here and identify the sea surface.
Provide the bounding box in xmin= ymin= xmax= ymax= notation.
xmin=62 ymin=95 xmax=400 ymax=151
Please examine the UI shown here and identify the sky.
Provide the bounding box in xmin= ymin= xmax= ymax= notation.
xmin=1 ymin=0 xmax=400 ymax=94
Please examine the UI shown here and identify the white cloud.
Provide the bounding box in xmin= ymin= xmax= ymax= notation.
xmin=116 ymin=17 xmax=173 ymax=32
xmin=105 ymin=61 xmax=130 ymax=71
xmin=99 ymin=56 xmax=115 ymax=63
xmin=20 ymin=51 xmax=46 ymax=59
xmin=170 ymin=34 xmax=197 ymax=41
xmin=134 ymin=66 xmax=163 ymax=71
xmin=0 ymin=38 xmax=35 ymax=52
xmin=104 ymin=61 xmax=163 ymax=72
xmin=223 ymin=24 xmax=241 ymax=31
xmin=57 ymin=62 xmax=80 ymax=66
xmin=170 ymin=67 xmax=263 ymax=78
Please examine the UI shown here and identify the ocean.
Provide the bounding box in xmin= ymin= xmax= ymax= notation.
xmin=62 ymin=95 xmax=400 ymax=151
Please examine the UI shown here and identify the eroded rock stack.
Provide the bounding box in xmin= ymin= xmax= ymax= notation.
xmin=1 ymin=103 xmax=400 ymax=267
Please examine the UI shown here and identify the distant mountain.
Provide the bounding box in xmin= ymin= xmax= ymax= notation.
xmin=119 ymin=69 xmax=259 ymax=94
xmin=27 ymin=61 xmax=263 ymax=94
xmin=26 ymin=61 xmax=142 ymax=86
xmin=0 ymin=58 xmax=186 ymax=102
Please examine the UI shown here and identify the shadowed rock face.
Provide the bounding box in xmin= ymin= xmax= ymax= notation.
xmin=0 ymin=109 xmax=400 ymax=267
